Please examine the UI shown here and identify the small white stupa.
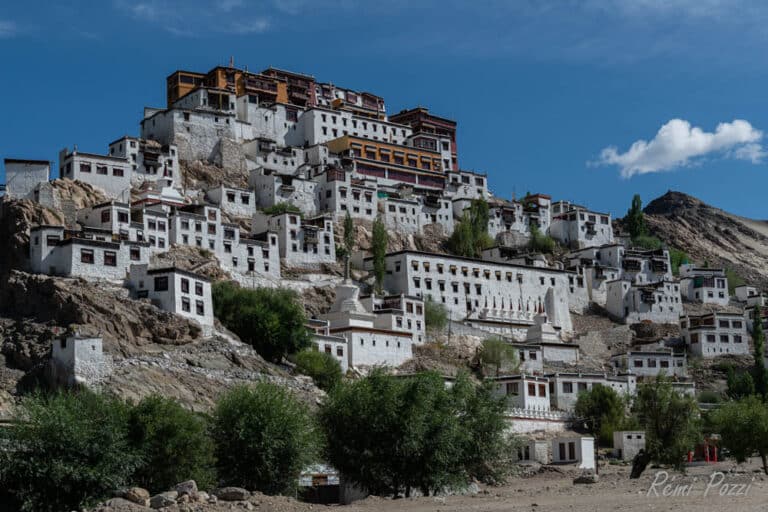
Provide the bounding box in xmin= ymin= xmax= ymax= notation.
xmin=525 ymin=314 xmax=561 ymax=344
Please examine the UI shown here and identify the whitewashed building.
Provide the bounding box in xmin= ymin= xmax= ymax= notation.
xmin=679 ymin=264 xmax=729 ymax=306
xmin=58 ymin=148 xmax=132 ymax=200
xmin=550 ymin=201 xmax=614 ymax=249
xmin=367 ymin=251 xmax=575 ymax=337
xmin=610 ymin=348 xmax=687 ymax=378
xmin=250 ymin=170 xmax=319 ymax=216
xmin=605 ymin=279 xmax=682 ymax=324
xmin=613 ymin=431 xmax=646 ymax=461
xmin=547 ymin=372 xmax=637 ymax=412
xmin=252 ymin=211 xmax=335 ymax=267
xmin=514 ymin=439 xmax=549 ymax=464
xmin=680 ymin=312 xmax=749 ymax=358
xmin=108 ymin=136 xmax=180 ymax=190
xmin=206 ymin=184 xmax=257 ymax=218
xmin=552 ymin=437 xmax=595 ymax=470
xmin=318 ymin=281 xmax=413 ymax=369
xmin=444 ymin=170 xmax=490 ymax=201
xmin=3 ymin=158 xmax=50 ymax=199
xmin=50 ymin=335 xmax=110 ymax=388
xmin=735 ymin=285 xmax=767 ymax=307
xmin=307 ymin=318 xmax=349 ymax=373
xmin=359 ymin=294 xmax=426 ymax=344
xmin=127 ymin=264 xmax=214 ymax=331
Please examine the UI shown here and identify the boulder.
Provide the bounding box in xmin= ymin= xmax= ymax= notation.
xmin=149 ymin=492 xmax=178 ymax=509
xmin=123 ymin=487 xmax=150 ymax=506
xmin=214 ymin=487 xmax=250 ymax=501
xmin=175 ymin=479 xmax=198 ymax=497
xmin=103 ymin=497 xmax=148 ymax=510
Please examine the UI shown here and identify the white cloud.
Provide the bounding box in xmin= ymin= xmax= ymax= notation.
xmin=596 ymin=119 xmax=764 ymax=178
xmin=0 ymin=20 xmax=17 ymax=38
xmin=229 ymin=18 xmax=270 ymax=34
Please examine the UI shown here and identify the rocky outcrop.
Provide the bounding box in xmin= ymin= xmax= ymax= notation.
xmin=0 ymin=198 xmax=64 ymax=274
xmin=180 ymin=160 xmax=249 ymax=191
xmin=644 ymin=190 xmax=768 ymax=289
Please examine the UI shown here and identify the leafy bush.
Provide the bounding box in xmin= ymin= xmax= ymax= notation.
xmin=212 ymin=384 xmax=317 ymax=495
xmin=712 ymin=395 xmax=768 ymax=474
xmin=0 ymin=391 xmax=139 ymax=512
xmin=212 ymin=282 xmax=311 ymax=363
xmin=319 ymin=370 xmax=513 ymax=497
xmin=697 ymin=390 xmax=721 ymax=404
xmin=262 ymin=202 xmax=301 ymax=216
xmin=726 ymin=268 xmax=745 ymax=295
xmin=424 ymin=296 xmax=448 ymax=332
xmin=447 ymin=199 xmax=493 ymax=258
xmin=128 ymin=395 xmax=216 ymax=493
xmin=478 ymin=337 xmax=518 ymax=377
xmin=669 ymin=248 xmax=688 ymax=275
xmin=574 ymin=384 xmax=628 ymax=445
xmin=625 ymin=194 xmax=647 ymax=239
xmin=528 ymin=223 xmax=556 ymax=254
xmin=372 ymin=216 xmax=388 ymax=293
xmin=632 ymin=234 xmax=663 ymax=250
xmin=726 ymin=366 xmax=755 ymax=399
xmin=295 ymin=349 xmax=343 ymax=391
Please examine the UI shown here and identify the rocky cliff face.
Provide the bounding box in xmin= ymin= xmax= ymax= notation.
xmin=644 ymin=191 xmax=768 ymax=289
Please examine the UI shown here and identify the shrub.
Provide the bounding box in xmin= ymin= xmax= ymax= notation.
xmin=574 ymin=385 xmax=628 ymax=445
xmin=625 ymin=194 xmax=647 ymax=239
xmin=424 ymin=296 xmax=448 ymax=332
xmin=712 ymin=396 xmax=768 ymax=474
xmin=697 ymin=390 xmax=721 ymax=404
xmin=212 ymin=282 xmax=311 ymax=363
xmin=669 ymin=248 xmax=688 ymax=275
xmin=294 ymin=349 xmax=343 ymax=391
xmin=446 ymin=199 xmax=493 ymax=258
xmin=528 ymin=224 xmax=556 ymax=254
xmin=726 ymin=268 xmax=745 ymax=295
xmin=478 ymin=337 xmax=518 ymax=377
xmin=212 ymin=384 xmax=317 ymax=495
xmin=128 ymin=395 xmax=216 ymax=493
xmin=0 ymin=391 xmax=139 ymax=512
xmin=632 ymin=234 xmax=663 ymax=250
xmin=262 ymin=202 xmax=301 ymax=216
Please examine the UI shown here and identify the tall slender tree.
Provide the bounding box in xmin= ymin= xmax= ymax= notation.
xmin=753 ymin=305 xmax=768 ymax=399
xmin=371 ymin=215 xmax=388 ymax=294
xmin=626 ymin=194 xmax=647 ymax=239
xmin=343 ymin=211 xmax=354 ymax=255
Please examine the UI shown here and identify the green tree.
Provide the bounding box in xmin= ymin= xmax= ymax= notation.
xmin=713 ymin=396 xmax=768 ymax=474
xmin=212 ymin=282 xmax=311 ymax=363
xmin=294 ymin=349 xmax=343 ymax=391
xmin=262 ymin=202 xmax=301 ymax=216
xmin=424 ymin=296 xmax=448 ymax=332
xmin=626 ymin=194 xmax=647 ymax=239
xmin=371 ymin=215 xmax=388 ymax=294
xmin=528 ymin=223 xmax=556 ymax=254
xmin=212 ymin=384 xmax=317 ymax=495
xmin=343 ymin=211 xmax=355 ymax=255
xmin=0 ymin=391 xmax=139 ymax=512
xmin=574 ymin=385 xmax=628 ymax=444
xmin=669 ymin=248 xmax=689 ymax=276
xmin=446 ymin=199 xmax=494 ymax=258
xmin=319 ymin=370 xmax=511 ymax=497
xmin=632 ymin=376 xmax=700 ymax=475
xmin=446 ymin=217 xmax=476 ymax=257
xmin=726 ymin=365 xmax=755 ymax=400
xmin=478 ymin=337 xmax=518 ymax=377
xmin=726 ymin=268 xmax=746 ymax=295
xmin=752 ymin=305 xmax=768 ymax=399
xmin=127 ymin=395 xmax=216 ymax=493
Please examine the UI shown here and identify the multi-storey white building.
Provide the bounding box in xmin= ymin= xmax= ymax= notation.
xmin=77 ymin=201 xmax=135 ymax=241
xmin=680 ymin=312 xmax=749 ymax=358
xmin=367 ymin=251 xmax=575 ymax=338
xmin=306 ymin=318 xmax=349 ymax=373
xmin=380 ymin=193 xmax=454 ymax=236
xmin=3 ymin=158 xmax=50 ymax=199
xmin=315 ymin=169 xmax=378 ymax=221
xmin=605 ymin=279 xmax=682 ymax=324
xmin=58 ymin=148 xmax=132 ymax=200
xmin=29 ymin=225 xmax=150 ymax=280
xmin=549 ymin=201 xmax=614 ymax=249
xmin=547 ymin=372 xmax=637 ymax=412
xmin=252 ymin=211 xmax=335 ymax=267
xmin=108 ymin=136 xmax=180 ymax=190
xmin=610 ymin=348 xmax=687 ymax=378
xmin=492 ymin=374 xmax=552 ymax=412
xmin=127 ymin=264 xmax=214 ymax=331
xmin=444 ymin=170 xmax=490 ymax=201
xmin=734 ymin=285 xmax=767 ymax=307
xmin=285 ymin=108 xmax=412 ymax=148
xmin=205 ymin=184 xmax=257 ymax=218
xmin=679 ymin=264 xmax=729 ymax=306
xmin=250 ymin=169 xmax=319 ymax=215
xmin=359 ymin=294 xmax=426 ymax=344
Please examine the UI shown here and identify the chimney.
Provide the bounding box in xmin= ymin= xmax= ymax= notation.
xmin=229 ymin=56 xmax=234 ymax=68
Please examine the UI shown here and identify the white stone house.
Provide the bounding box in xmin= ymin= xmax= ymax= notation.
xmin=127 ymin=264 xmax=214 ymax=330
xmin=735 ymin=285 xmax=767 ymax=307
xmin=3 ymin=158 xmax=50 ymax=199
xmin=284 ymin=108 xmax=411 ymax=148
xmin=521 ymin=194 xmax=552 ymax=234
xmin=486 ymin=200 xmax=529 ymax=240
xmin=605 ymin=279 xmax=682 ymax=324
xmin=552 ymin=437 xmax=595 ymax=470
xmin=525 ymin=314 xmax=580 ymax=364
xmin=443 ymin=170 xmax=490 ymax=201
xmin=514 ymin=439 xmax=550 ymax=464
xmin=131 ymin=206 xmax=170 ymax=254
xmin=679 ymin=264 xmax=729 ymax=306
xmin=58 ymin=148 xmax=132 ymax=200
xmin=514 ymin=344 xmax=544 ymax=374
xmin=680 ymin=312 xmax=749 ymax=358
xmin=316 ymin=169 xmax=378 ymax=221
xmin=368 ymin=250 xmax=575 ymax=337
xmin=547 ymin=372 xmax=637 ymax=412
xmin=108 ymin=136 xmax=180 ymax=190
xmin=613 ymin=431 xmax=646 ymax=461
xmin=76 ymin=201 xmax=134 ymax=241
xmin=252 ymin=211 xmax=335 ymax=267
xmin=307 ymin=318 xmax=349 ymax=373
xmin=29 ymin=225 xmax=150 ymax=280
xmin=381 ymin=196 xmax=422 ymax=234
xmin=318 ymin=281 xmax=413 ymax=369
xmin=359 ymin=294 xmax=426 ymax=344
xmin=492 ymin=374 xmax=552 ymax=411
xmin=249 ymin=169 xmax=319 ymax=216
xmin=50 ymin=335 xmax=110 ymax=388
xmin=620 ymin=248 xmax=673 ymax=284
xmin=206 ymin=184 xmax=257 ymax=218
xmin=549 ymin=201 xmax=614 ymax=249
xmin=610 ymin=348 xmax=687 ymax=378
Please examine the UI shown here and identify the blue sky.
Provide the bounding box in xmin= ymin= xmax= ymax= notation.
xmin=2 ymin=0 xmax=768 ymax=219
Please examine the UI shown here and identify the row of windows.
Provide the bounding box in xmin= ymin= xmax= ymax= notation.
xmin=689 ymin=333 xmax=744 ymax=344
xmin=631 ymin=358 xmax=683 ymax=368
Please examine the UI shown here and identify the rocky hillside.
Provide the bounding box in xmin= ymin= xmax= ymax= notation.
xmin=644 ymin=191 xmax=768 ymax=289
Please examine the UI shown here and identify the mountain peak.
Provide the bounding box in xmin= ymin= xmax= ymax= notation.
xmin=643 ymin=190 xmax=705 ymax=216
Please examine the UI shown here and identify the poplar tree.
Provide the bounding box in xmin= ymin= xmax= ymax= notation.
xmin=626 ymin=194 xmax=647 ymax=239
xmin=371 ymin=215 xmax=388 ymax=294
xmin=753 ymin=305 xmax=768 ymax=399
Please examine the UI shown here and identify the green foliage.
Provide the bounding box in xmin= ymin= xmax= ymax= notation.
xmin=212 ymin=281 xmax=311 ymax=363
xmin=669 ymin=248 xmax=688 ymax=276
xmin=712 ymin=396 xmax=768 ymax=474
xmin=726 ymin=268 xmax=746 ymax=295
xmin=128 ymin=395 xmax=216 ymax=493
xmin=262 ymin=202 xmax=301 ymax=216
xmin=633 ymin=376 xmax=701 ymax=470
xmin=726 ymin=366 xmax=755 ymax=400
xmin=295 ymin=349 xmax=343 ymax=391
xmin=212 ymin=384 xmax=317 ymax=495
xmin=371 ymin=215 xmax=388 ymax=294
xmin=0 ymin=391 xmax=139 ymax=512
xmin=319 ymin=370 xmax=513 ymax=497
xmin=424 ymin=296 xmax=448 ymax=332
xmin=625 ymin=194 xmax=647 ymax=239
xmin=478 ymin=337 xmax=518 ymax=377
xmin=697 ymin=390 xmax=722 ymax=404
xmin=343 ymin=211 xmax=355 ymax=255
xmin=752 ymin=305 xmax=768 ymax=399
xmin=447 ymin=199 xmax=493 ymax=258
xmin=528 ymin=223 xmax=556 ymax=254
xmin=631 ymin=234 xmax=663 ymax=250
xmin=574 ymin=385 xmax=628 ymax=445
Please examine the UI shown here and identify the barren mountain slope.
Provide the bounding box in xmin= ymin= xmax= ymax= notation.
xmin=644 ymin=191 xmax=768 ymax=289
